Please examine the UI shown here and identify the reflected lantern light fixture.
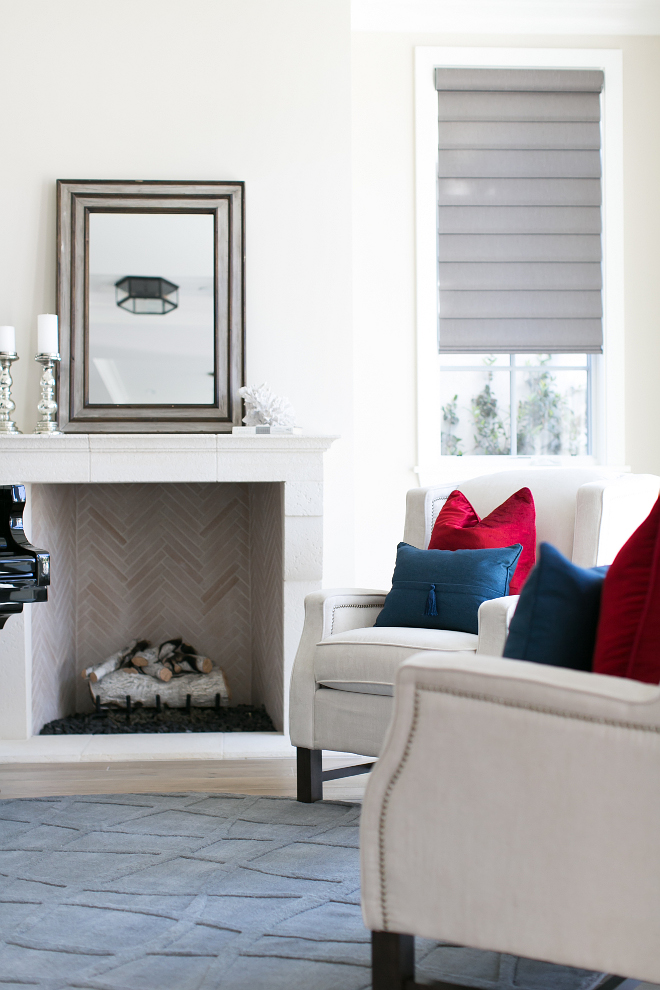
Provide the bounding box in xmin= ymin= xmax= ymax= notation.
xmin=115 ymin=276 xmax=179 ymax=315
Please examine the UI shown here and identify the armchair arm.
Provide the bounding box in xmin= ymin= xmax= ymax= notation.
xmin=476 ymin=595 xmax=518 ymax=655
xmin=288 ymin=589 xmax=386 ymax=749
xmin=361 ymin=651 xmax=660 ymax=982
xmin=403 ymin=484 xmax=455 ymax=549
xmin=573 ymin=473 xmax=660 ymax=567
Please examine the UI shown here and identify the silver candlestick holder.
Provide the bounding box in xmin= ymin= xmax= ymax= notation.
xmin=34 ymin=353 xmax=62 ymax=435
xmin=0 ymin=352 xmax=21 ymax=434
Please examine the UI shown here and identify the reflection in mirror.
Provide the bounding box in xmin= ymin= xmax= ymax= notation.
xmin=87 ymin=212 xmax=215 ymax=405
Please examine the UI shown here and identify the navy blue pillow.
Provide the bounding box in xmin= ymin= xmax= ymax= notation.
xmin=375 ymin=541 xmax=523 ymax=635
xmin=504 ymin=542 xmax=609 ymax=671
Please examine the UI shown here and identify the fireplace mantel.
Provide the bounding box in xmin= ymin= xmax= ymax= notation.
xmin=0 ymin=433 xmax=336 ymax=751
xmin=0 ymin=433 xmax=336 ymax=485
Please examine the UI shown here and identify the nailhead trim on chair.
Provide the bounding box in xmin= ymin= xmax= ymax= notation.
xmin=377 ymin=688 xmax=422 ymax=931
xmin=377 ymin=681 xmax=660 ymax=929
xmin=431 ymin=494 xmax=450 ymax=526
xmin=329 ymin=602 xmax=384 ymax=635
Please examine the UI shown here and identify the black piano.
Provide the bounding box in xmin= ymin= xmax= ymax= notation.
xmin=0 ymin=485 xmax=50 ymax=628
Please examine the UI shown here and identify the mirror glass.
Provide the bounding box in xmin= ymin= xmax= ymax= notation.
xmin=87 ymin=212 xmax=215 ymax=405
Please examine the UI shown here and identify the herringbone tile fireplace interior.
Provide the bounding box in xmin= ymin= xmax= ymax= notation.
xmin=30 ymin=482 xmax=283 ymax=733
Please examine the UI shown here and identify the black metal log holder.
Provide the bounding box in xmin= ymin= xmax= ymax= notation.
xmin=92 ymin=692 xmax=226 ymax=715
xmin=98 ymin=693 xmax=201 ymax=719
xmin=89 ymin=694 xmax=270 ymax=725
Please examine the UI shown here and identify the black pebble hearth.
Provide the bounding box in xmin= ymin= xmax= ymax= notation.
xmin=40 ymin=704 xmax=275 ymax=735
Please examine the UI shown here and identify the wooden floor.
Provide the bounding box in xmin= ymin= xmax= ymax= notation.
xmin=0 ymin=757 xmax=371 ymax=801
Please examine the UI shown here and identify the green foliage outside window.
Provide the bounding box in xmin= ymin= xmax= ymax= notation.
xmin=517 ymin=365 xmax=563 ymax=455
xmin=471 ymin=361 xmax=509 ymax=455
xmin=441 ymin=394 xmax=463 ymax=455
xmin=517 ymin=358 xmax=583 ymax=457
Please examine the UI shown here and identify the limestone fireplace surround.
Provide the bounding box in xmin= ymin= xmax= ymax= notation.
xmin=0 ymin=434 xmax=334 ymax=761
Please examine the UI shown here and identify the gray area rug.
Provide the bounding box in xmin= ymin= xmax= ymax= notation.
xmin=0 ymin=792 xmax=605 ymax=990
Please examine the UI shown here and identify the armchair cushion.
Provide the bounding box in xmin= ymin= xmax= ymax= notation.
xmin=428 ymin=486 xmax=536 ymax=594
xmin=315 ymin=625 xmax=478 ymax=697
xmin=375 ymin=542 xmax=522 ymax=635
xmin=593 ymin=494 xmax=660 ymax=683
xmin=504 ymin=542 xmax=608 ymax=671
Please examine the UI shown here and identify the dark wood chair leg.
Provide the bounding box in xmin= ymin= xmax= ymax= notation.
xmin=370 ymin=935 xmax=634 ymax=990
xmin=296 ymin=747 xmax=323 ymax=802
xmin=372 ymin=931 xmax=415 ymax=990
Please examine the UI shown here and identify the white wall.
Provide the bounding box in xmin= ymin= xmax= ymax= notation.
xmin=4 ymin=3 xmax=659 ymax=598
xmin=352 ymin=32 xmax=660 ymax=590
xmin=0 ymin=0 xmax=354 ymax=586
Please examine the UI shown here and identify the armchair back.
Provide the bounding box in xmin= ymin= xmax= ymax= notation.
xmin=404 ymin=467 xmax=660 ymax=567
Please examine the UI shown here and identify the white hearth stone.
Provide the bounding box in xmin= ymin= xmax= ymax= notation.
xmin=0 ymin=735 xmax=360 ymax=764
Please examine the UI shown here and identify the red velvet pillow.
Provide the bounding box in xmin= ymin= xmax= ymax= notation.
xmin=428 ymin=487 xmax=536 ymax=595
xmin=592 ymin=496 xmax=660 ymax=683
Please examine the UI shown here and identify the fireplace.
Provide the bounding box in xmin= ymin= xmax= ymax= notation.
xmin=30 ymin=481 xmax=284 ymax=731
xmin=0 ymin=434 xmax=333 ymax=745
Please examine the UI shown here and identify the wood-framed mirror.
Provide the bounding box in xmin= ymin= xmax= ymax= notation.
xmin=57 ymin=180 xmax=244 ymax=432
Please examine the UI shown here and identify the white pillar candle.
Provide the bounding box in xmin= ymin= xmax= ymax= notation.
xmin=37 ymin=314 xmax=59 ymax=355
xmin=0 ymin=326 xmax=16 ymax=353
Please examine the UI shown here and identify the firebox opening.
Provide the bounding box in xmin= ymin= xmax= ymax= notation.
xmin=30 ymin=481 xmax=284 ymax=734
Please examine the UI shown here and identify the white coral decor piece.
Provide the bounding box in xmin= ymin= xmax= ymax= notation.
xmin=239 ymin=383 xmax=295 ymax=427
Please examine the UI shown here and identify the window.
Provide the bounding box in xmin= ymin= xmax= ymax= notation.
xmin=440 ymin=353 xmax=591 ymax=457
xmin=414 ymin=48 xmax=623 ymax=485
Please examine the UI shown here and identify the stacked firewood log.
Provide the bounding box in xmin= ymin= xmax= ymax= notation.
xmin=81 ymin=638 xmax=230 ymax=709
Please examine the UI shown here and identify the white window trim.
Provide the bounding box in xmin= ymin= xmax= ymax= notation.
xmin=414 ymin=46 xmax=624 ymax=487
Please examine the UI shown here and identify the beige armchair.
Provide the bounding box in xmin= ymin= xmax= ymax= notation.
xmin=289 ymin=467 xmax=660 ymax=801
xmin=361 ymin=650 xmax=660 ymax=988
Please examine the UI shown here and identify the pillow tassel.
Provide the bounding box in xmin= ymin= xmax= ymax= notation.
xmin=424 ymin=583 xmax=438 ymax=616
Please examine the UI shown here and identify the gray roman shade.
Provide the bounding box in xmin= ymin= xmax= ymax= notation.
xmin=435 ymin=67 xmax=604 ymax=353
